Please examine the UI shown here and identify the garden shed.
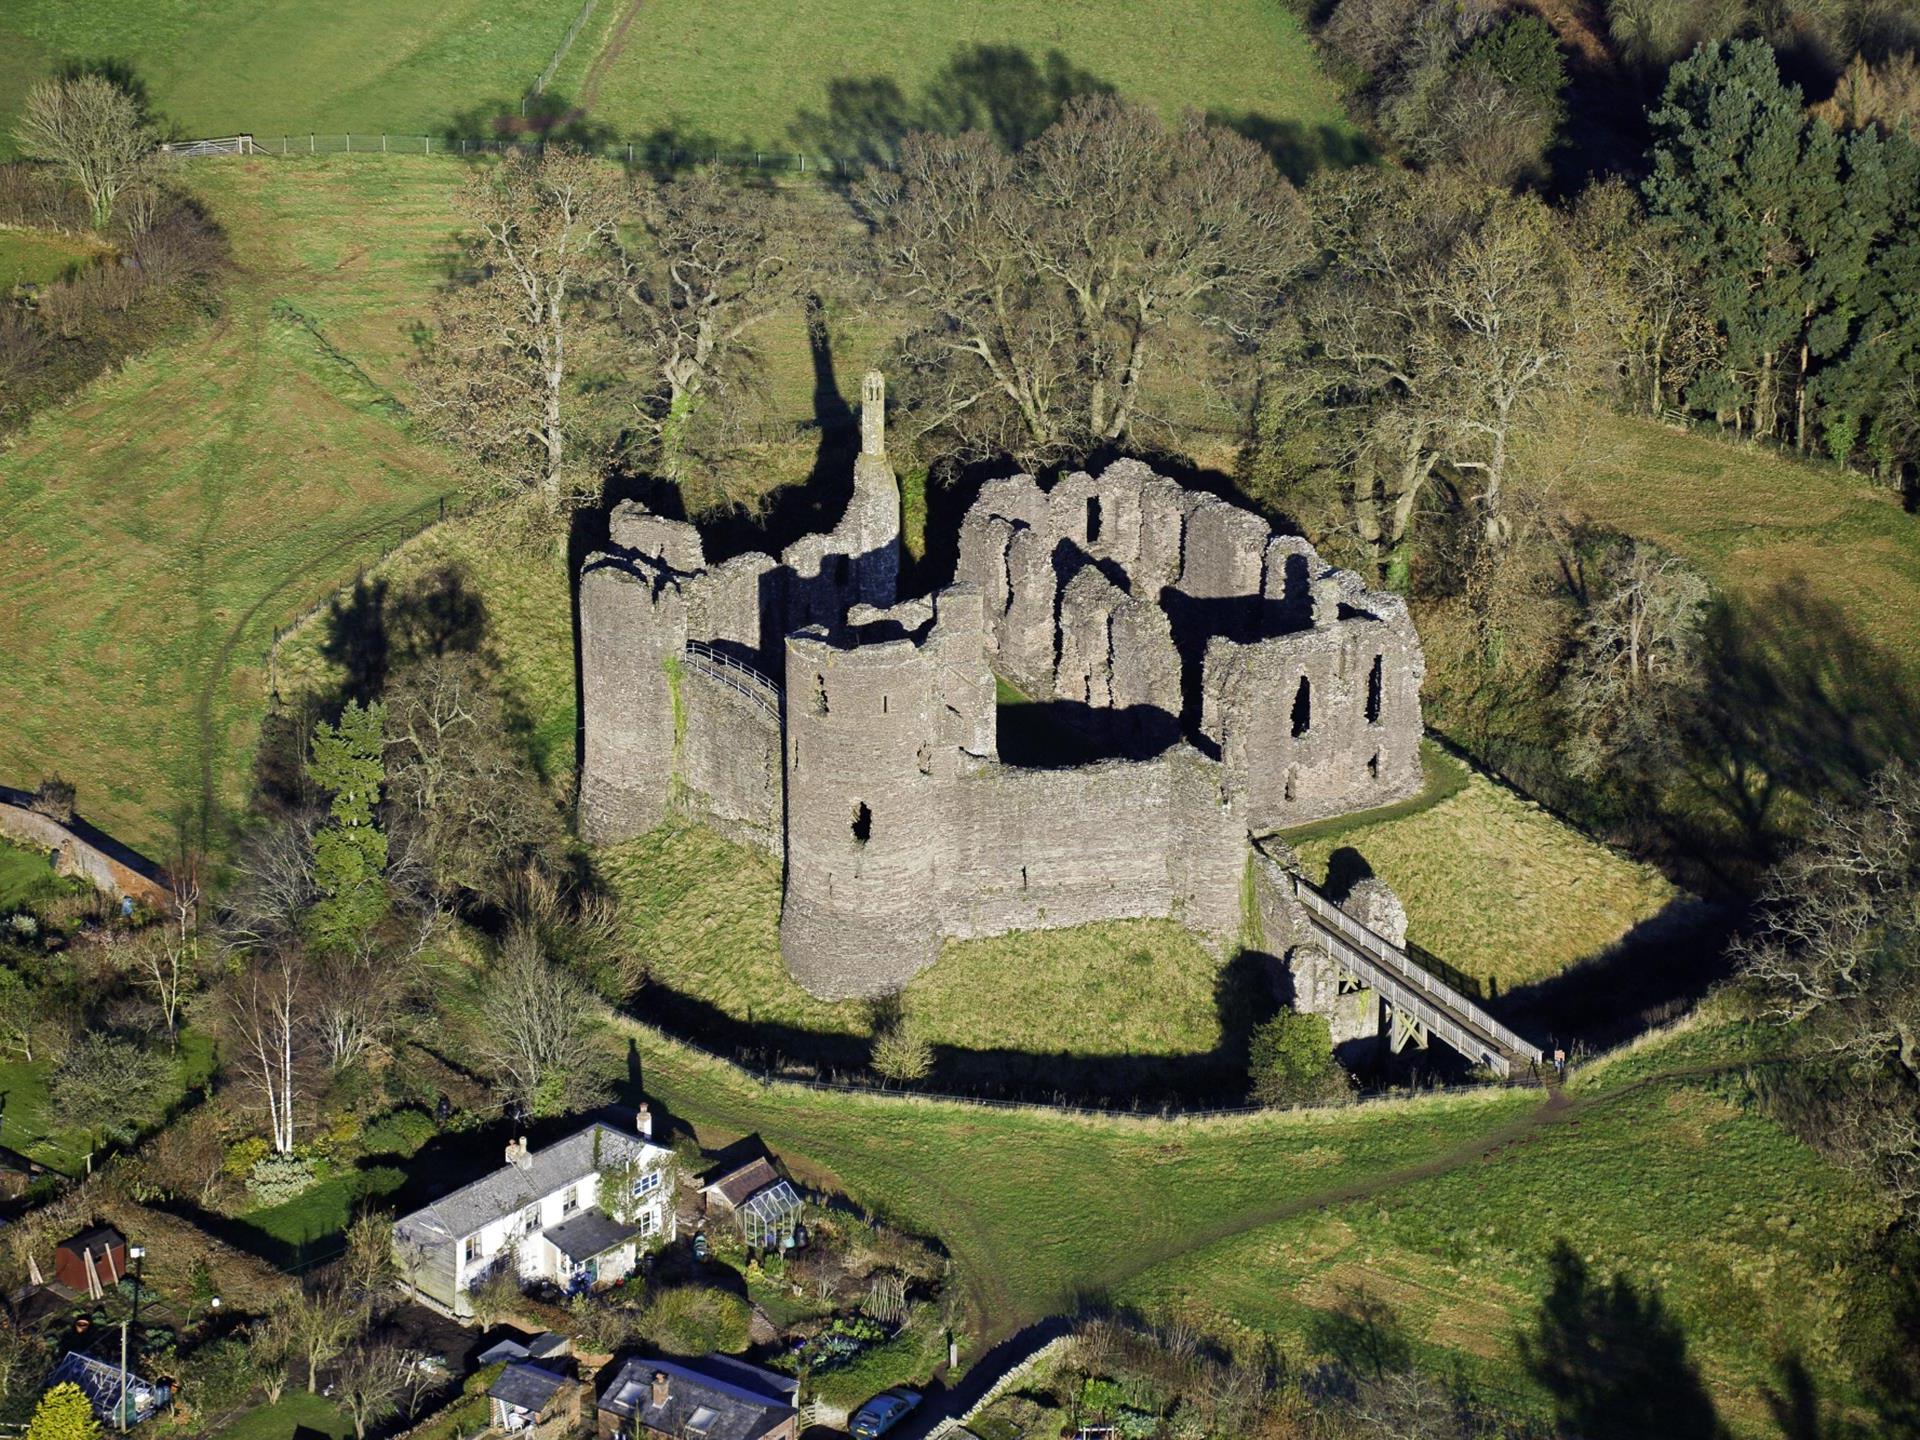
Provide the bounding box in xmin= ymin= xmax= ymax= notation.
xmin=53 ymin=1225 xmax=128 ymax=1296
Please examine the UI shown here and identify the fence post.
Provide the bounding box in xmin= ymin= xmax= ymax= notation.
xmin=425 ymin=135 xmax=430 ymax=155
xmin=309 ymin=133 xmax=314 ymax=154
xmin=346 ymin=134 xmax=351 ymax=153
xmin=382 ymin=133 xmax=387 ymax=153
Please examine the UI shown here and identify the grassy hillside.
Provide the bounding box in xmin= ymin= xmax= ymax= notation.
xmin=1291 ymin=764 xmax=1679 ymax=993
xmin=0 ymin=0 xmax=1353 ymax=168
xmin=0 ymin=158 xmax=467 ymax=856
xmin=1551 ymin=406 xmax=1920 ymax=686
xmin=618 ymin=1007 xmax=1894 ymax=1435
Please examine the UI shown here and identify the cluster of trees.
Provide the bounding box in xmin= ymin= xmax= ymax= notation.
xmin=1645 ymin=41 xmax=1920 ymax=479
xmin=2 ymin=74 xmax=224 ymax=432
xmin=220 ymin=622 xmax=625 ymax=1154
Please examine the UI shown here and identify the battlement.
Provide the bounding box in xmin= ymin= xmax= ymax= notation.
xmin=578 ymin=376 xmax=1425 ymax=997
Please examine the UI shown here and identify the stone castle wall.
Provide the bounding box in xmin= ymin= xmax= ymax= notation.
xmin=578 ymin=373 xmax=1427 ymax=999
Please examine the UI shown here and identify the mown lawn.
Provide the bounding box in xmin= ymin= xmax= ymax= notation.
xmin=0 ymin=158 xmax=465 ymax=856
xmin=0 ymin=837 xmax=60 ymax=909
xmin=0 ymin=1030 xmax=215 ymax=1174
xmin=1 ymin=0 xmax=1355 ymax=172
xmin=210 ymin=1392 xmax=352 ymax=1440
xmin=618 ymin=1009 xmax=1892 ymax=1437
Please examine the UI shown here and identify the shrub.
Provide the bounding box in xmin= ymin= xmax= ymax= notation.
xmin=246 ymin=1152 xmax=319 ymax=1207
xmin=360 ymin=1107 xmax=438 ymax=1157
xmin=1247 ymin=1011 xmax=1351 ymax=1107
xmin=181 ymin=1337 xmax=256 ymax=1413
xmin=29 ymin=777 xmax=75 ymax=823
xmin=26 ymin=1383 xmax=99 ymax=1440
xmin=223 ymin=1136 xmax=271 ymax=1178
xmin=870 ymin=1019 xmax=933 ymax=1084
xmin=636 ymin=1284 xmax=752 ymax=1357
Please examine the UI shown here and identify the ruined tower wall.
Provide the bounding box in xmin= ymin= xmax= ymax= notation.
xmin=779 ymin=629 xmax=944 ymax=998
xmin=578 ymin=556 xmax=686 ymax=844
xmin=1203 ymin=585 xmax=1426 ymax=833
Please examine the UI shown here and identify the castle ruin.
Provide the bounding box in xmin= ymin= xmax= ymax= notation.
xmin=579 ymin=374 xmax=1428 ymax=1003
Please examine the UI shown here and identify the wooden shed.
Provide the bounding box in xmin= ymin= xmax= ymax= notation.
xmin=54 ymin=1225 xmax=128 ymax=1295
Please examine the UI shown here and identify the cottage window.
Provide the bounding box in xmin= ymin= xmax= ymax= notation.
xmin=464 ymin=1235 xmax=482 ymax=1264
xmin=631 ymin=1169 xmax=663 ymax=1199
xmin=520 ymin=1205 xmax=540 ymax=1235
xmin=637 ymin=1209 xmax=657 ymax=1238
xmin=561 ymin=1185 xmax=579 ymax=1217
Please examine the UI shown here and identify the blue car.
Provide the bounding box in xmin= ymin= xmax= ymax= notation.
xmin=849 ymin=1389 xmax=921 ymax=1439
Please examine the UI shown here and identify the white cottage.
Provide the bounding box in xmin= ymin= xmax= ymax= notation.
xmin=393 ymin=1117 xmax=675 ymax=1317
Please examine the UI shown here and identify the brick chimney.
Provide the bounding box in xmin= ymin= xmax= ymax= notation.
xmin=636 ymin=1103 xmax=652 ymax=1140
xmin=649 ymin=1371 xmax=669 ymax=1409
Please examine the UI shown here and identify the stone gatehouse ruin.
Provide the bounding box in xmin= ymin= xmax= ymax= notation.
xmin=578 ymin=374 xmax=1443 ymax=1010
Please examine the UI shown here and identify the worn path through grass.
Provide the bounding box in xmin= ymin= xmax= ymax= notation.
xmin=0 ymin=158 xmax=465 ymax=856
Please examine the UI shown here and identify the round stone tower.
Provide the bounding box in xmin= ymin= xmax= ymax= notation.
xmin=779 ymin=626 xmax=943 ymax=997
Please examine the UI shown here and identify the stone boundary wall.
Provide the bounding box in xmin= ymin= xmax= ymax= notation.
xmin=0 ymin=788 xmax=174 ymax=908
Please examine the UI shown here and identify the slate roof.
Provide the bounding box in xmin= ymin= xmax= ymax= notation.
xmin=703 ymin=1157 xmax=779 ymax=1209
xmin=489 ymin=1362 xmax=570 ymax=1413
xmin=598 ymin=1356 xmax=795 ymax=1440
xmin=395 ymin=1123 xmax=662 ymax=1242
xmin=544 ymin=1210 xmax=642 ymax=1263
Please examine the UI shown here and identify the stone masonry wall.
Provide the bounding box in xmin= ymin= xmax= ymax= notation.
xmin=577 ymin=376 xmax=1429 ymax=1000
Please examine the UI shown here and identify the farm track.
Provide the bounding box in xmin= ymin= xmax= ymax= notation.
xmin=578 ymin=0 xmax=647 ymax=113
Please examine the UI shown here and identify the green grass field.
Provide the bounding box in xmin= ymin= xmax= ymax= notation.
xmin=0 ymin=225 xmax=110 ymax=287
xmin=0 ymin=1031 xmax=214 ymax=1174
xmin=0 ymin=158 xmax=466 ymax=857
xmin=617 ymin=1007 xmax=1892 ymax=1435
xmin=0 ymin=0 xmax=1352 ymax=168
xmin=0 ymin=837 xmax=60 ymax=909
xmin=1551 ymin=406 xmax=1920 ymax=687
xmin=210 ymin=1393 xmax=352 ymax=1440
xmin=1291 ymin=764 xmax=1680 ymax=993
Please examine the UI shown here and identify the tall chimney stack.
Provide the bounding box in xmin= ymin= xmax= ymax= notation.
xmin=636 ymin=1103 xmax=652 ymax=1140
xmin=650 ymin=1371 xmax=670 ymax=1408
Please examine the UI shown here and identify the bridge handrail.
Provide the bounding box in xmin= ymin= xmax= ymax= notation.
xmin=1308 ymin=924 xmax=1511 ymax=1075
xmin=1292 ymin=875 xmax=1543 ymax=1063
xmin=682 ymin=640 xmax=782 ymax=718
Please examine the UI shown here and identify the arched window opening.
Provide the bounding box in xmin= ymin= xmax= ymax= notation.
xmin=851 ymin=801 xmax=872 ymax=845
xmin=1366 ymin=654 xmax=1384 ymax=724
xmin=1367 ymin=752 xmax=1380 ymax=780
xmin=1290 ymin=675 xmax=1312 ymax=737
xmin=1085 ymin=495 xmax=1103 ymax=543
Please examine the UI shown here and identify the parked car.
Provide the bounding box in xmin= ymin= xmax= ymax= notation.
xmin=850 ymin=1389 xmax=921 ymax=1439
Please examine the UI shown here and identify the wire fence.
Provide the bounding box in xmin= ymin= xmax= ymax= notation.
xmin=163 ymin=131 xmax=853 ymax=174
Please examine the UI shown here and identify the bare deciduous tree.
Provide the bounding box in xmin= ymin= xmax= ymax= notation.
xmin=416 ymin=146 xmax=621 ymax=517
xmin=474 ymin=929 xmax=609 ymax=1116
xmin=1739 ymin=765 xmax=1920 ymax=1214
xmin=612 ymin=168 xmax=813 ymax=482
xmin=1276 ymin=172 xmax=1592 ymax=582
xmin=221 ymin=811 xmax=319 ymax=955
xmin=13 ymin=74 xmax=155 ymax=230
xmin=858 ymin=97 xmax=1309 ymax=466
xmin=385 ymin=653 xmax=562 ymax=906
xmin=221 ymin=953 xmax=307 ymax=1154
xmin=312 ymin=944 xmax=403 ymax=1072
xmin=1563 ymin=540 xmax=1711 ymax=778
xmin=292 ymin=1280 xmax=365 ymax=1394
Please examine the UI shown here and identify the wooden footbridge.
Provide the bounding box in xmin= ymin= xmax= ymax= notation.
xmin=1291 ymin=874 xmax=1544 ymax=1078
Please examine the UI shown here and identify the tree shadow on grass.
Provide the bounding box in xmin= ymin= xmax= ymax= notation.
xmin=789 ymin=44 xmax=1114 ymax=168
xmin=1520 ymin=1240 xmax=1727 ymax=1440
xmin=1205 ymin=111 xmax=1377 ymax=184
xmin=1662 ymin=585 xmax=1920 ymax=894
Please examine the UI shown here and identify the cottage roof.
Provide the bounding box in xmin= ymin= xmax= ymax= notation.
xmin=598 ymin=1355 xmax=795 ymax=1440
xmin=703 ymin=1157 xmax=779 ymax=1208
xmin=489 ymin=1362 xmax=570 ymax=1414
xmin=395 ymin=1123 xmax=663 ymax=1242
xmin=544 ymin=1210 xmax=642 ymax=1264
